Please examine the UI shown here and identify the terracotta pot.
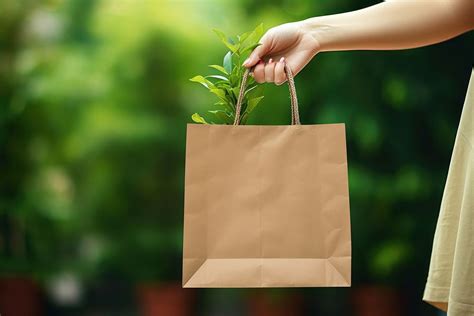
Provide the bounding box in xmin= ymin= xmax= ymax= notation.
xmin=136 ymin=282 xmax=195 ymax=316
xmin=0 ymin=276 xmax=43 ymax=316
xmin=351 ymin=285 xmax=405 ymax=316
xmin=247 ymin=291 xmax=304 ymax=316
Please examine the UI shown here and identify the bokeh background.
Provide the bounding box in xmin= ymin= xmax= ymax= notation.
xmin=0 ymin=0 xmax=472 ymax=315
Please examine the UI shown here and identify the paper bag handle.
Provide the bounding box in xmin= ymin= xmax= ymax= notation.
xmin=233 ymin=62 xmax=301 ymax=125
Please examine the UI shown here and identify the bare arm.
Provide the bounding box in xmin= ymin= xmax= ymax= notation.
xmin=243 ymin=0 xmax=474 ymax=84
xmin=307 ymin=0 xmax=474 ymax=51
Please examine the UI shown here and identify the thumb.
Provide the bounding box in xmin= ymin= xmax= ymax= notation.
xmin=242 ymin=36 xmax=271 ymax=68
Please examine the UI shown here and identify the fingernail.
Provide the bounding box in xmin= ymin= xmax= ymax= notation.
xmin=242 ymin=58 xmax=250 ymax=66
xmin=279 ymin=57 xmax=285 ymax=63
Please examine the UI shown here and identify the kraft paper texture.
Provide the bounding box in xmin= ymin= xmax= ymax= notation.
xmin=182 ymin=123 xmax=351 ymax=288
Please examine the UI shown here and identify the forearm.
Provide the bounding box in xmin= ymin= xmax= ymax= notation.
xmin=303 ymin=0 xmax=474 ymax=52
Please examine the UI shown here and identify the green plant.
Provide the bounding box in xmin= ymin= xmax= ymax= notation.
xmin=190 ymin=24 xmax=265 ymax=125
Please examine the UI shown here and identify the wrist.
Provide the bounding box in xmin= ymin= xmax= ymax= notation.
xmin=300 ymin=17 xmax=337 ymax=52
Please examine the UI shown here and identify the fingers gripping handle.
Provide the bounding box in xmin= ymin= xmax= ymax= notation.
xmin=233 ymin=62 xmax=301 ymax=125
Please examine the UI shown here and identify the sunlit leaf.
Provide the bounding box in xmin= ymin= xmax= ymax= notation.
xmin=241 ymin=43 xmax=262 ymax=55
xmin=208 ymin=109 xmax=233 ymax=124
xmin=223 ymin=51 xmax=232 ymax=74
xmin=231 ymin=86 xmax=240 ymax=101
xmin=213 ymin=29 xmax=238 ymax=53
xmin=209 ymin=88 xmax=229 ymax=102
xmin=237 ymin=30 xmax=252 ymax=44
xmin=244 ymin=23 xmax=264 ymax=49
xmin=190 ymin=25 xmax=266 ymax=125
xmin=245 ymin=96 xmax=264 ymax=115
xmin=245 ymin=83 xmax=263 ymax=97
xmin=240 ymin=113 xmax=249 ymax=125
xmin=189 ymin=75 xmax=214 ymax=89
xmin=206 ymin=75 xmax=228 ymax=81
xmin=214 ymin=101 xmax=233 ymax=112
xmin=208 ymin=64 xmax=228 ymax=75
xmin=191 ymin=113 xmax=208 ymax=124
xmin=253 ymin=23 xmax=264 ymax=39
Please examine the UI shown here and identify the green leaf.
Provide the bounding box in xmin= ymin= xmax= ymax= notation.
xmin=253 ymin=23 xmax=264 ymax=39
xmin=189 ymin=75 xmax=214 ymax=89
xmin=240 ymin=111 xmax=249 ymax=125
xmin=223 ymin=51 xmax=232 ymax=74
xmin=214 ymin=101 xmax=233 ymax=112
xmin=241 ymin=43 xmax=262 ymax=55
xmin=208 ymin=64 xmax=228 ymax=75
xmin=229 ymin=68 xmax=240 ymax=87
xmin=245 ymin=75 xmax=256 ymax=86
xmin=190 ymin=25 xmax=266 ymax=126
xmin=214 ymin=80 xmax=231 ymax=88
xmin=212 ymin=28 xmax=226 ymax=40
xmin=244 ymin=23 xmax=264 ymax=48
xmin=245 ymin=83 xmax=264 ymax=97
xmin=232 ymin=86 xmax=240 ymax=100
xmin=191 ymin=113 xmax=208 ymax=124
xmin=206 ymin=75 xmax=229 ymax=81
xmin=237 ymin=30 xmax=252 ymax=44
xmin=245 ymin=96 xmax=264 ymax=115
xmin=209 ymin=88 xmax=228 ymax=102
xmin=213 ymin=29 xmax=238 ymax=53
xmin=245 ymin=84 xmax=258 ymax=95
xmin=208 ymin=110 xmax=233 ymax=124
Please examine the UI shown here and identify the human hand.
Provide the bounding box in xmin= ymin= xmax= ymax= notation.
xmin=242 ymin=21 xmax=320 ymax=85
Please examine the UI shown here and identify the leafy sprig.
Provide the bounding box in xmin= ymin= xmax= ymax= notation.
xmin=190 ymin=24 xmax=265 ymax=125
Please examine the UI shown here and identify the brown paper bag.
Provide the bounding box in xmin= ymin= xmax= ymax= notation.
xmin=182 ymin=64 xmax=351 ymax=288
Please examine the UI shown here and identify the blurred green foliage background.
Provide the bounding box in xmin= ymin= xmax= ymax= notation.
xmin=0 ymin=0 xmax=472 ymax=315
